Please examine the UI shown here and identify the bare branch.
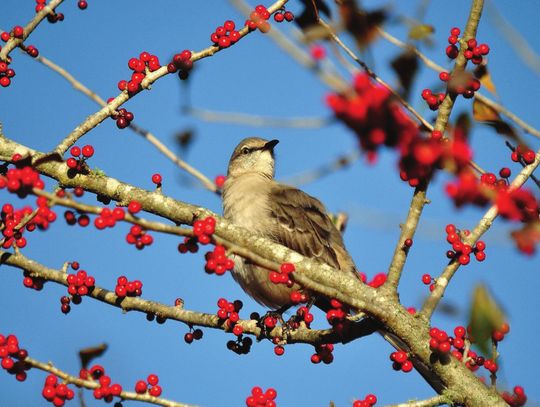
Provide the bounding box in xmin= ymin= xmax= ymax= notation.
xmin=187 ymin=107 xmax=331 ymax=129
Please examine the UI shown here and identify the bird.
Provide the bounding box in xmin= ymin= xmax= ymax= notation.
xmin=222 ymin=137 xmax=358 ymax=311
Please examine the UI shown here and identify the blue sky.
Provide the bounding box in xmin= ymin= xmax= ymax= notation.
xmin=0 ymin=1 xmax=539 ymax=406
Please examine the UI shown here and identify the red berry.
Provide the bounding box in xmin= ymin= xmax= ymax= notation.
xmin=421 ymin=274 xmax=432 ymax=285
xmin=134 ymin=380 xmax=147 ymax=394
xmin=81 ymin=145 xmax=94 ymax=158
xmin=450 ymin=27 xmax=461 ymax=36
xmin=70 ymin=146 xmax=81 ymax=157
xmin=151 ymin=173 xmax=162 ymax=185
xmin=128 ymin=201 xmax=142 ymax=214
xmin=78 ymin=1 xmax=88 ymax=10
xmin=13 ymin=26 xmax=24 ymax=38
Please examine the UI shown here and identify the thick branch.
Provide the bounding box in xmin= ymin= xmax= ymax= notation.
xmin=383 ymin=395 xmax=448 ymax=407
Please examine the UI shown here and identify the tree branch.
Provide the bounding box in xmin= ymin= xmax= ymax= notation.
xmin=377 ymin=28 xmax=540 ymax=139
xmin=23 ymin=356 xmax=193 ymax=407
xmin=0 ymin=249 xmax=376 ymax=346
xmin=420 ymin=148 xmax=540 ymax=319
xmin=383 ymin=395 xmax=448 ymax=407
xmin=52 ymin=0 xmax=290 ymax=156
xmin=0 ymin=0 xmax=65 ymax=61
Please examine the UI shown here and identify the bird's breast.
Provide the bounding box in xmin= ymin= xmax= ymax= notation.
xmin=222 ymin=175 xmax=272 ymax=232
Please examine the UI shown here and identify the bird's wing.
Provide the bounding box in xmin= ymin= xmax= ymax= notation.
xmin=268 ymin=183 xmax=356 ymax=274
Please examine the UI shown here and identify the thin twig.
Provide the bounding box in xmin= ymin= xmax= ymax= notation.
xmin=32 ymin=189 xmax=193 ymax=238
xmin=23 ymin=356 xmax=192 ymax=407
xmin=282 ymin=150 xmax=360 ymax=185
xmin=31 ymin=51 xmax=217 ymax=193
xmin=187 ymin=107 xmax=331 ymax=129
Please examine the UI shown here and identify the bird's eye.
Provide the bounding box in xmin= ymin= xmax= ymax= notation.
xmin=241 ymin=147 xmax=250 ymax=155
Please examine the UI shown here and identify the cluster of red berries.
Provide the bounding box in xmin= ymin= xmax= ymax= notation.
xmin=273 ymin=8 xmax=294 ymax=23
xmin=2 ymin=199 xmax=56 ymax=249
xmin=211 ymin=20 xmax=242 ymax=49
xmin=214 ymin=175 xmax=226 ymax=189
xmin=80 ymin=364 xmax=123 ymax=402
xmin=0 ymin=60 xmax=16 ymax=88
xmin=0 ymin=334 xmax=29 ymax=382
xmin=64 ymin=210 xmax=90 ymax=227
xmin=246 ymin=386 xmax=277 ymax=407
xmin=115 ymin=276 xmax=143 ymax=297
xmin=359 ymin=272 xmax=387 ymax=288
xmin=269 ymin=262 xmax=295 ymax=286
xmin=292 ymin=305 xmax=314 ymax=329
xmin=126 ymin=225 xmax=154 ymax=249
xmin=0 ymin=154 xmax=45 ymax=197
xmin=216 ymin=298 xmax=243 ymax=334
xmin=510 ymin=145 xmax=536 ymax=165
xmin=24 ymin=44 xmax=39 ymax=58
xmin=41 ymin=375 xmax=74 ymax=406
xmin=353 ymin=394 xmax=377 ymax=407
xmin=184 ymin=327 xmax=203 ymax=344
xmin=501 ymin=386 xmax=527 ymax=407
xmin=177 ymin=237 xmax=199 ymax=253
xmin=390 ymin=350 xmax=413 ymax=373
xmin=134 ymin=374 xmax=162 ymax=397
xmin=325 ymin=298 xmax=347 ymax=328
xmin=421 ymin=88 xmax=446 ymax=110
xmin=111 ymin=107 xmax=135 ymax=129
xmin=23 ymin=269 xmax=45 ymax=290
xmin=204 ymin=245 xmax=235 ymax=275
xmin=246 ymin=5 xmax=271 ymax=33
xmin=327 ymin=74 xmax=418 ymax=162
xmin=310 ymin=343 xmax=334 ymax=364
xmin=193 ymin=216 xmax=216 ymax=244
xmin=492 ymin=322 xmax=510 ymax=342
xmin=66 ymin=144 xmax=94 ymax=172
xmin=447 ymin=72 xmax=481 ymax=99
xmin=289 ymin=289 xmax=309 ymax=304
xmin=1 ymin=25 xmax=24 ymax=42
xmin=445 ymin=224 xmax=486 ymax=265
xmin=446 ymin=27 xmax=490 ymax=64
xmin=429 ymin=327 xmax=452 ymax=354
xmin=94 ymin=207 xmax=125 ymax=230
xmin=167 ymin=49 xmax=193 ymax=80
xmin=66 ymin=266 xmax=95 ymax=299
xmin=118 ymin=51 xmax=160 ymax=94
xmin=497 ymin=188 xmax=539 ymax=223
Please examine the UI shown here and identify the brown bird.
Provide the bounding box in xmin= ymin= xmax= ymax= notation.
xmin=222 ymin=137 xmax=357 ymax=310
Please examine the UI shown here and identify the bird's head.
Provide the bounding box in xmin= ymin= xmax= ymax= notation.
xmin=227 ymin=137 xmax=279 ymax=179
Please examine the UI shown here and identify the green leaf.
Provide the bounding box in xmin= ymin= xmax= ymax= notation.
xmin=468 ymin=284 xmax=505 ymax=355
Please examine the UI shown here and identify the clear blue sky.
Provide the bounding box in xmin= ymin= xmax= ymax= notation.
xmin=1 ymin=1 xmax=539 ymax=406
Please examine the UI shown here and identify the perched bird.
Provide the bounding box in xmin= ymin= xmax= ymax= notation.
xmin=222 ymin=137 xmax=358 ymax=311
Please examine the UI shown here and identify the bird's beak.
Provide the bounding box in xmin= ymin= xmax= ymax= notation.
xmin=263 ymin=139 xmax=279 ymax=151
